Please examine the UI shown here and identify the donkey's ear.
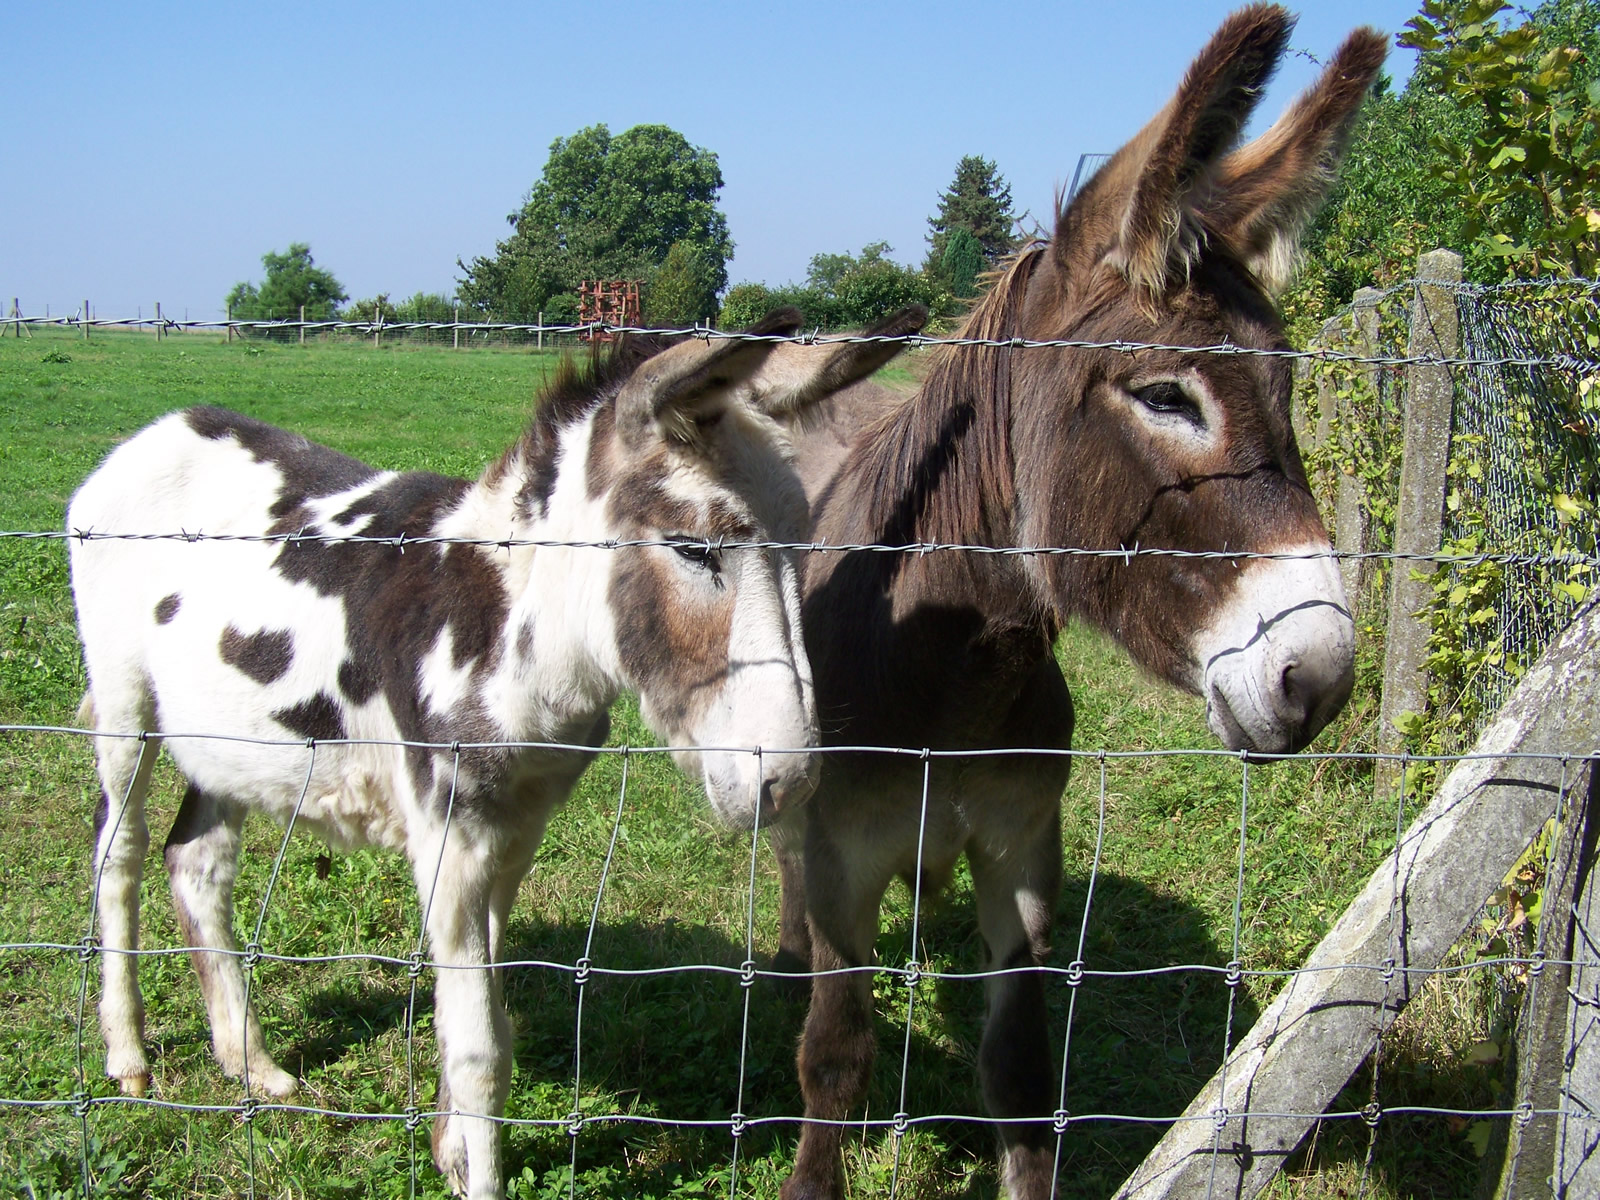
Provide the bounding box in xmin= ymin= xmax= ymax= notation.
xmin=746 ymin=304 xmax=929 ymax=421
xmin=615 ymin=309 xmax=800 ymax=447
xmin=1202 ymin=28 xmax=1388 ymax=295
xmin=1069 ymin=4 xmax=1293 ymax=296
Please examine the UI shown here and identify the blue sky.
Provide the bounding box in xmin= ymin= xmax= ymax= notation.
xmin=2 ymin=2 xmax=1424 ymax=321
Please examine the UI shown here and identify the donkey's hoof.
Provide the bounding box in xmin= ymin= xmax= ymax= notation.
xmin=432 ymin=1112 xmax=469 ymax=1196
xmin=252 ymin=1064 xmax=299 ymax=1099
xmin=114 ymin=1071 xmax=150 ymax=1098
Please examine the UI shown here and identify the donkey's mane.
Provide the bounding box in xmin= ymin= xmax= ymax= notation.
xmin=858 ymin=243 xmax=1046 ymax=546
xmin=491 ymin=333 xmax=673 ymax=514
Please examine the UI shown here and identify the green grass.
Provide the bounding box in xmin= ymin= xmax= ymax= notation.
xmin=0 ymin=328 xmax=1507 ymax=1198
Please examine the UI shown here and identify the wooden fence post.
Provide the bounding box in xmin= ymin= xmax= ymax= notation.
xmin=155 ymin=301 xmax=163 ymax=341
xmin=453 ymin=303 xmax=460 ymax=350
xmin=83 ymin=300 xmax=90 ymax=341
xmin=537 ymin=311 xmax=543 ymax=352
xmin=1115 ymin=599 xmax=1600 ymax=1200
xmin=1376 ymin=248 xmax=1462 ymax=795
xmin=226 ymin=303 xmax=232 ymax=344
xmin=1479 ymin=759 xmax=1600 ymax=1197
xmin=374 ymin=302 xmax=382 ymax=348
xmin=11 ymin=297 xmax=19 ymax=338
xmin=299 ymin=304 xmax=305 ymax=346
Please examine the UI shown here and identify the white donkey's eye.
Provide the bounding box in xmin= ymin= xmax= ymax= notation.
xmin=1133 ymin=381 xmax=1204 ymax=426
xmin=668 ymin=534 xmax=721 ymax=575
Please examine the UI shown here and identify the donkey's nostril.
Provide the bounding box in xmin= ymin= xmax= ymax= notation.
xmin=1280 ymin=645 xmax=1355 ymax=749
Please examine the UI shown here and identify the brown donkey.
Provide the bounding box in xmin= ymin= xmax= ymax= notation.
xmin=771 ymin=8 xmax=1386 ymax=1198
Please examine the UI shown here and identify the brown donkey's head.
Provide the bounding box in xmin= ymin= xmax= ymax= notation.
xmin=1000 ymin=5 xmax=1386 ymax=752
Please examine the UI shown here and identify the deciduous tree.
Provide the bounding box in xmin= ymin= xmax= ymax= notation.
xmin=226 ymin=244 xmax=347 ymax=322
xmin=458 ymin=124 xmax=734 ymax=321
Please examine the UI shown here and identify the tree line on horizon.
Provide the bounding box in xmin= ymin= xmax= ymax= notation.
xmin=227 ymin=0 xmax=1597 ymax=338
xmin=225 ymin=131 xmax=1021 ymax=333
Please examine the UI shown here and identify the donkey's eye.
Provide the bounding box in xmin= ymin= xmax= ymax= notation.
xmin=1133 ymin=382 xmax=1203 ymax=424
xmin=669 ymin=536 xmax=721 ymax=574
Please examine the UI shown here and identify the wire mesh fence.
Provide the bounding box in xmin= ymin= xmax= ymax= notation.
xmin=2 ymin=277 xmax=1598 ymax=1198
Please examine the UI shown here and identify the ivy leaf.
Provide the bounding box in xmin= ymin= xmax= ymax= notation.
xmin=1488 ymin=145 xmax=1528 ymax=170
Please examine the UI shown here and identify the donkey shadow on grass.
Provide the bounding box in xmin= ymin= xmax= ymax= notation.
xmin=290 ymin=866 xmax=1257 ymax=1199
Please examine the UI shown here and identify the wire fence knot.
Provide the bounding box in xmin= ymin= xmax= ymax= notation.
xmin=1529 ymin=948 xmax=1547 ymax=977
xmin=891 ymin=1111 xmax=910 ymax=1137
xmin=403 ymin=1104 xmax=424 ymax=1131
xmin=1052 ymin=1108 xmax=1071 ymax=1134
xmin=730 ymin=1111 xmax=747 ymax=1138
xmin=1379 ymin=956 xmax=1397 ymax=983
xmin=242 ymin=941 xmax=261 ymax=970
xmin=903 ymin=960 xmax=922 ymax=988
xmin=1361 ymin=1101 xmax=1382 ymax=1127
xmin=1224 ymin=960 xmax=1243 ymax=988
xmin=739 ymin=959 xmax=758 ymax=989
xmin=1065 ymin=959 xmax=1085 ymax=988
xmin=76 ymin=935 xmax=99 ymax=963
xmin=1211 ymin=1105 xmax=1230 ymax=1131
xmin=567 ymin=1110 xmax=585 ymax=1138
xmin=1515 ymin=1100 xmax=1536 ymax=1126
xmin=237 ymin=1096 xmax=260 ymax=1123
xmin=574 ymin=956 xmax=592 ymax=986
xmin=70 ymin=1090 xmax=93 ymax=1119
xmin=407 ymin=950 xmax=426 ymax=979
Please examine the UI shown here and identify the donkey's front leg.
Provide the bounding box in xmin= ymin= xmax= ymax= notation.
xmin=768 ymin=815 xmax=812 ymax=987
xmin=781 ymin=825 xmax=889 ymax=1200
xmin=968 ymin=811 xmax=1063 ymax=1200
xmin=415 ymin=832 xmax=510 ymax=1200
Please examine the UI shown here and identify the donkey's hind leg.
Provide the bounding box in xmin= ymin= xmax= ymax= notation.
xmin=89 ymin=705 xmax=159 ymax=1097
xmin=164 ymin=785 xmax=296 ymax=1097
xmin=968 ymin=808 xmax=1063 ymax=1200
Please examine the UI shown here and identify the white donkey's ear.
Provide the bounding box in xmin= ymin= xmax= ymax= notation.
xmin=615 ymin=308 xmax=800 ymax=447
xmin=746 ymin=304 xmax=929 ymax=421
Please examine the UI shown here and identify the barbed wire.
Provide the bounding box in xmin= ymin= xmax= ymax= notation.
xmin=7 ymin=308 xmax=1598 ymax=373
xmin=4 ymin=526 xmax=1598 ymax=572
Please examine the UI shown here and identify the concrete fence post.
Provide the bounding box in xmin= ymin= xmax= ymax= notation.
xmin=1333 ymin=287 xmax=1384 ymax=612
xmin=374 ymin=301 xmax=382 ymax=348
xmin=1376 ymin=249 xmax=1463 ymax=795
xmin=537 ymin=311 xmax=544 ymax=352
xmin=1308 ymin=314 xmax=1341 ymax=451
xmin=226 ymin=303 xmax=232 ymax=344
xmin=299 ymin=304 xmax=306 ymax=346
xmin=453 ymin=303 xmax=460 ymax=351
xmin=11 ymin=297 xmax=19 ymax=338
xmin=83 ymin=299 xmax=90 ymax=340
xmin=155 ymin=301 xmax=163 ymax=341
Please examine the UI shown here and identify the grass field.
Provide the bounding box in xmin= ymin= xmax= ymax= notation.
xmin=0 ymin=328 xmax=1508 ymax=1198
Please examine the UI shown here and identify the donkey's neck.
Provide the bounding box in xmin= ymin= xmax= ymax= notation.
xmin=434 ymin=405 xmax=625 ymax=741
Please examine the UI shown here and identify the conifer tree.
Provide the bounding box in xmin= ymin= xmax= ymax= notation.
xmin=925 ymin=156 xmax=1018 ymax=276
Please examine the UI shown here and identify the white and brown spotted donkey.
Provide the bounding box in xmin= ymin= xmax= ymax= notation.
xmin=66 ymin=306 xmax=925 ymax=1199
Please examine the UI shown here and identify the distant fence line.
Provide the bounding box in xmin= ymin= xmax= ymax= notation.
xmin=5 ymin=295 xmax=1600 ymax=374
